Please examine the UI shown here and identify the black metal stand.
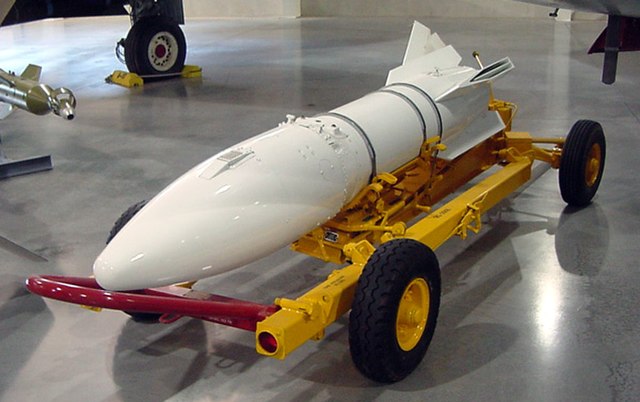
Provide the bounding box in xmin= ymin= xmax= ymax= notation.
xmin=602 ymin=14 xmax=621 ymax=85
xmin=0 ymin=134 xmax=53 ymax=180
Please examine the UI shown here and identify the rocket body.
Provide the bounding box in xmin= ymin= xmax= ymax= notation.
xmin=0 ymin=65 xmax=76 ymax=120
xmin=93 ymin=22 xmax=514 ymax=291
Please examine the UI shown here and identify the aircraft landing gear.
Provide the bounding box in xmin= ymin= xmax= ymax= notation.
xmin=112 ymin=0 xmax=193 ymax=83
xmin=124 ymin=17 xmax=187 ymax=77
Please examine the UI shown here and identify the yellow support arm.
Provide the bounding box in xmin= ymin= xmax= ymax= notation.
xmin=256 ymin=262 xmax=363 ymax=359
xmin=405 ymin=157 xmax=532 ymax=249
xmin=256 ymin=241 xmax=375 ymax=359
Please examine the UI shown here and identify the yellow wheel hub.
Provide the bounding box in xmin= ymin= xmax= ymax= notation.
xmin=396 ymin=277 xmax=430 ymax=351
xmin=585 ymin=143 xmax=602 ymax=187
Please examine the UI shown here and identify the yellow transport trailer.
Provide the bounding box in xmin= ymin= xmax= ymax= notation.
xmin=27 ymin=98 xmax=605 ymax=383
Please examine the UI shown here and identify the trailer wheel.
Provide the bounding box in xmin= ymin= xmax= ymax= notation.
xmin=559 ymin=120 xmax=606 ymax=207
xmin=107 ymin=200 xmax=161 ymax=323
xmin=124 ymin=17 xmax=186 ymax=77
xmin=349 ymin=239 xmax=441 ymax=383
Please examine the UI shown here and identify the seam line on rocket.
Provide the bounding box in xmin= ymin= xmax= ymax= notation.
xmin=378 ymin=88 xmax=427 ymax=143
xmin=385 ymin=82 xmax=443 ymax=138
xmin=320 ymin=111 xmax=377 ymax=181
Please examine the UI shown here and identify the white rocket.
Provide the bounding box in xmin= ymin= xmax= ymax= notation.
xmin=94 ymin=22 xmax=514 ymax=291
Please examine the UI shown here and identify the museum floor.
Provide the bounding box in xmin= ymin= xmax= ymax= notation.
xmin=1 ymin=15 xmax=639 ymax=402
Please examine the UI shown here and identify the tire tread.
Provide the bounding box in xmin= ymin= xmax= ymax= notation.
xmin=559 ymin=119 xmax=606 ymax=207
xmin=349 ymin=239 xmax=441 ymax=382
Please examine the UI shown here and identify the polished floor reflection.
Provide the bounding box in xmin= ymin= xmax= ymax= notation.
xmin=1 ymin=16 xmax=639 ymax=402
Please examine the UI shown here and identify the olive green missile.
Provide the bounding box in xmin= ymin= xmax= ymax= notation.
xmin=0 ymin=64 xmax=76 ymax=120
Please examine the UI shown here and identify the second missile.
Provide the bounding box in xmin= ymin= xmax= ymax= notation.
xmin=0 ymin=64 xmax=76 ymax=121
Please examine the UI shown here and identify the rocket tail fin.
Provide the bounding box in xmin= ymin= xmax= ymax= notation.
xmin=435 ymin=57 xmax=514 ymax=102
xmin=386 ymin=21 xmax=515 ymax=96
xmin=401 ymin=21 xmax=447 ymax=64
xmin=386 ymin=21 xmax=462 ymax=85
xmin=469 ymin=57 xmax=514 ymax=84
xmin=20 ymin=64 xmax=41 ymax=82
xmin=439 ymin=110 xmax=506 ymax=159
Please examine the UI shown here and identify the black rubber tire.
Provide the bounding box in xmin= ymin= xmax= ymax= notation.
xmin=124 ymin=17 xmax=186 ymax=77
xmin=125 ymin=311 xmax=164 ymax=323
xmin=106 ymin=200 xmax=161 ymax=323
xmin=349 ymin=239 xmax=441 ymax=383
xmin=106 ymin=200 xmax=147 ymax=244
xmin=559 ymin=120 xmax=606 ymax=207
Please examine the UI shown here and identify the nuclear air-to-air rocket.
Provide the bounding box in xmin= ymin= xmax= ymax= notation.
xmin=94 ymin=21 xmax=515 ymax=291
xmin=0 ymin=64 xmax=76 ymax=120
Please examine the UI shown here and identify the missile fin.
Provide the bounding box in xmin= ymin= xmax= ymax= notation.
xmin=402 ymin=21 xmax=446 ymax=64
xmin=387 ymin=22 xmax=462 ymax=85
xmin=20 ymin=64 xmax=42 ymax=82
xmin=469 ymin=57 xmax=514 ymax=84
xmin=0 ymin=73 xmax=11 ymax=85
xmin=435 ymin=57 xmax=514 ymax=102
xmin=439 ymin=110 xmax=505 ymax=159
xmin=386 ymin=45 xmax=462 ymax=85
xmin=0 ymin=103 xmax=13 ymax=120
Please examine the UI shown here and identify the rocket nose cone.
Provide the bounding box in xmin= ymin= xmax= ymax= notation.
xmin=92 ymin=208 xmax=227 ymax=291
xmin=93 ymin=253 xmax=122 ymax=290
xmin=93 ymin=248 xmax=148 ymax=291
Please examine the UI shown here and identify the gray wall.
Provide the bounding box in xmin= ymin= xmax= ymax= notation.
xmin=184 ymin=0 xmax=300 ymax=17
xmin=182 ymin=0 xmax=600 ymax=19
xmin=300 ymin=0 xmax=548 ymax=18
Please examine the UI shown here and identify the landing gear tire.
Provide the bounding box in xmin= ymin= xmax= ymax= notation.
xmin=107 ymin=200 xmax=162 ymax=323
xmin=349 ymin=239 xmax=441 ymax=383
xmin=559 ymin=120 xmax=606 ymax=207
xmin=124 ymin=17 xmax=186 ymax=78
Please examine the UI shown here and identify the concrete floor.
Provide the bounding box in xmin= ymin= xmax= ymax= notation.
xmin=1 ymin=15 xmax=639 ymax=402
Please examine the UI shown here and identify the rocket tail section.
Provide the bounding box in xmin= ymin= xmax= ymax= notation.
xmin=469 ymin=57 xmax=514 ymax=84
xmin=435 ymin=57 xmax=514 ymax=102
xmin=433 ymin=57 xmax=514 ymax=158
xmin=20 ymin=64 xmax=42 ymax=82
xmin=401 ymin=21 xmax=447 ymax=64
xmin=437 ymin=109 xmax=506 ymax=159
xmin=383 ymin=22 xmax=515 ymax=159
xmin=387 ymin=21 xmax=514 ymax=92
xmin=386 ymin=22 xmax=462 ymax=85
